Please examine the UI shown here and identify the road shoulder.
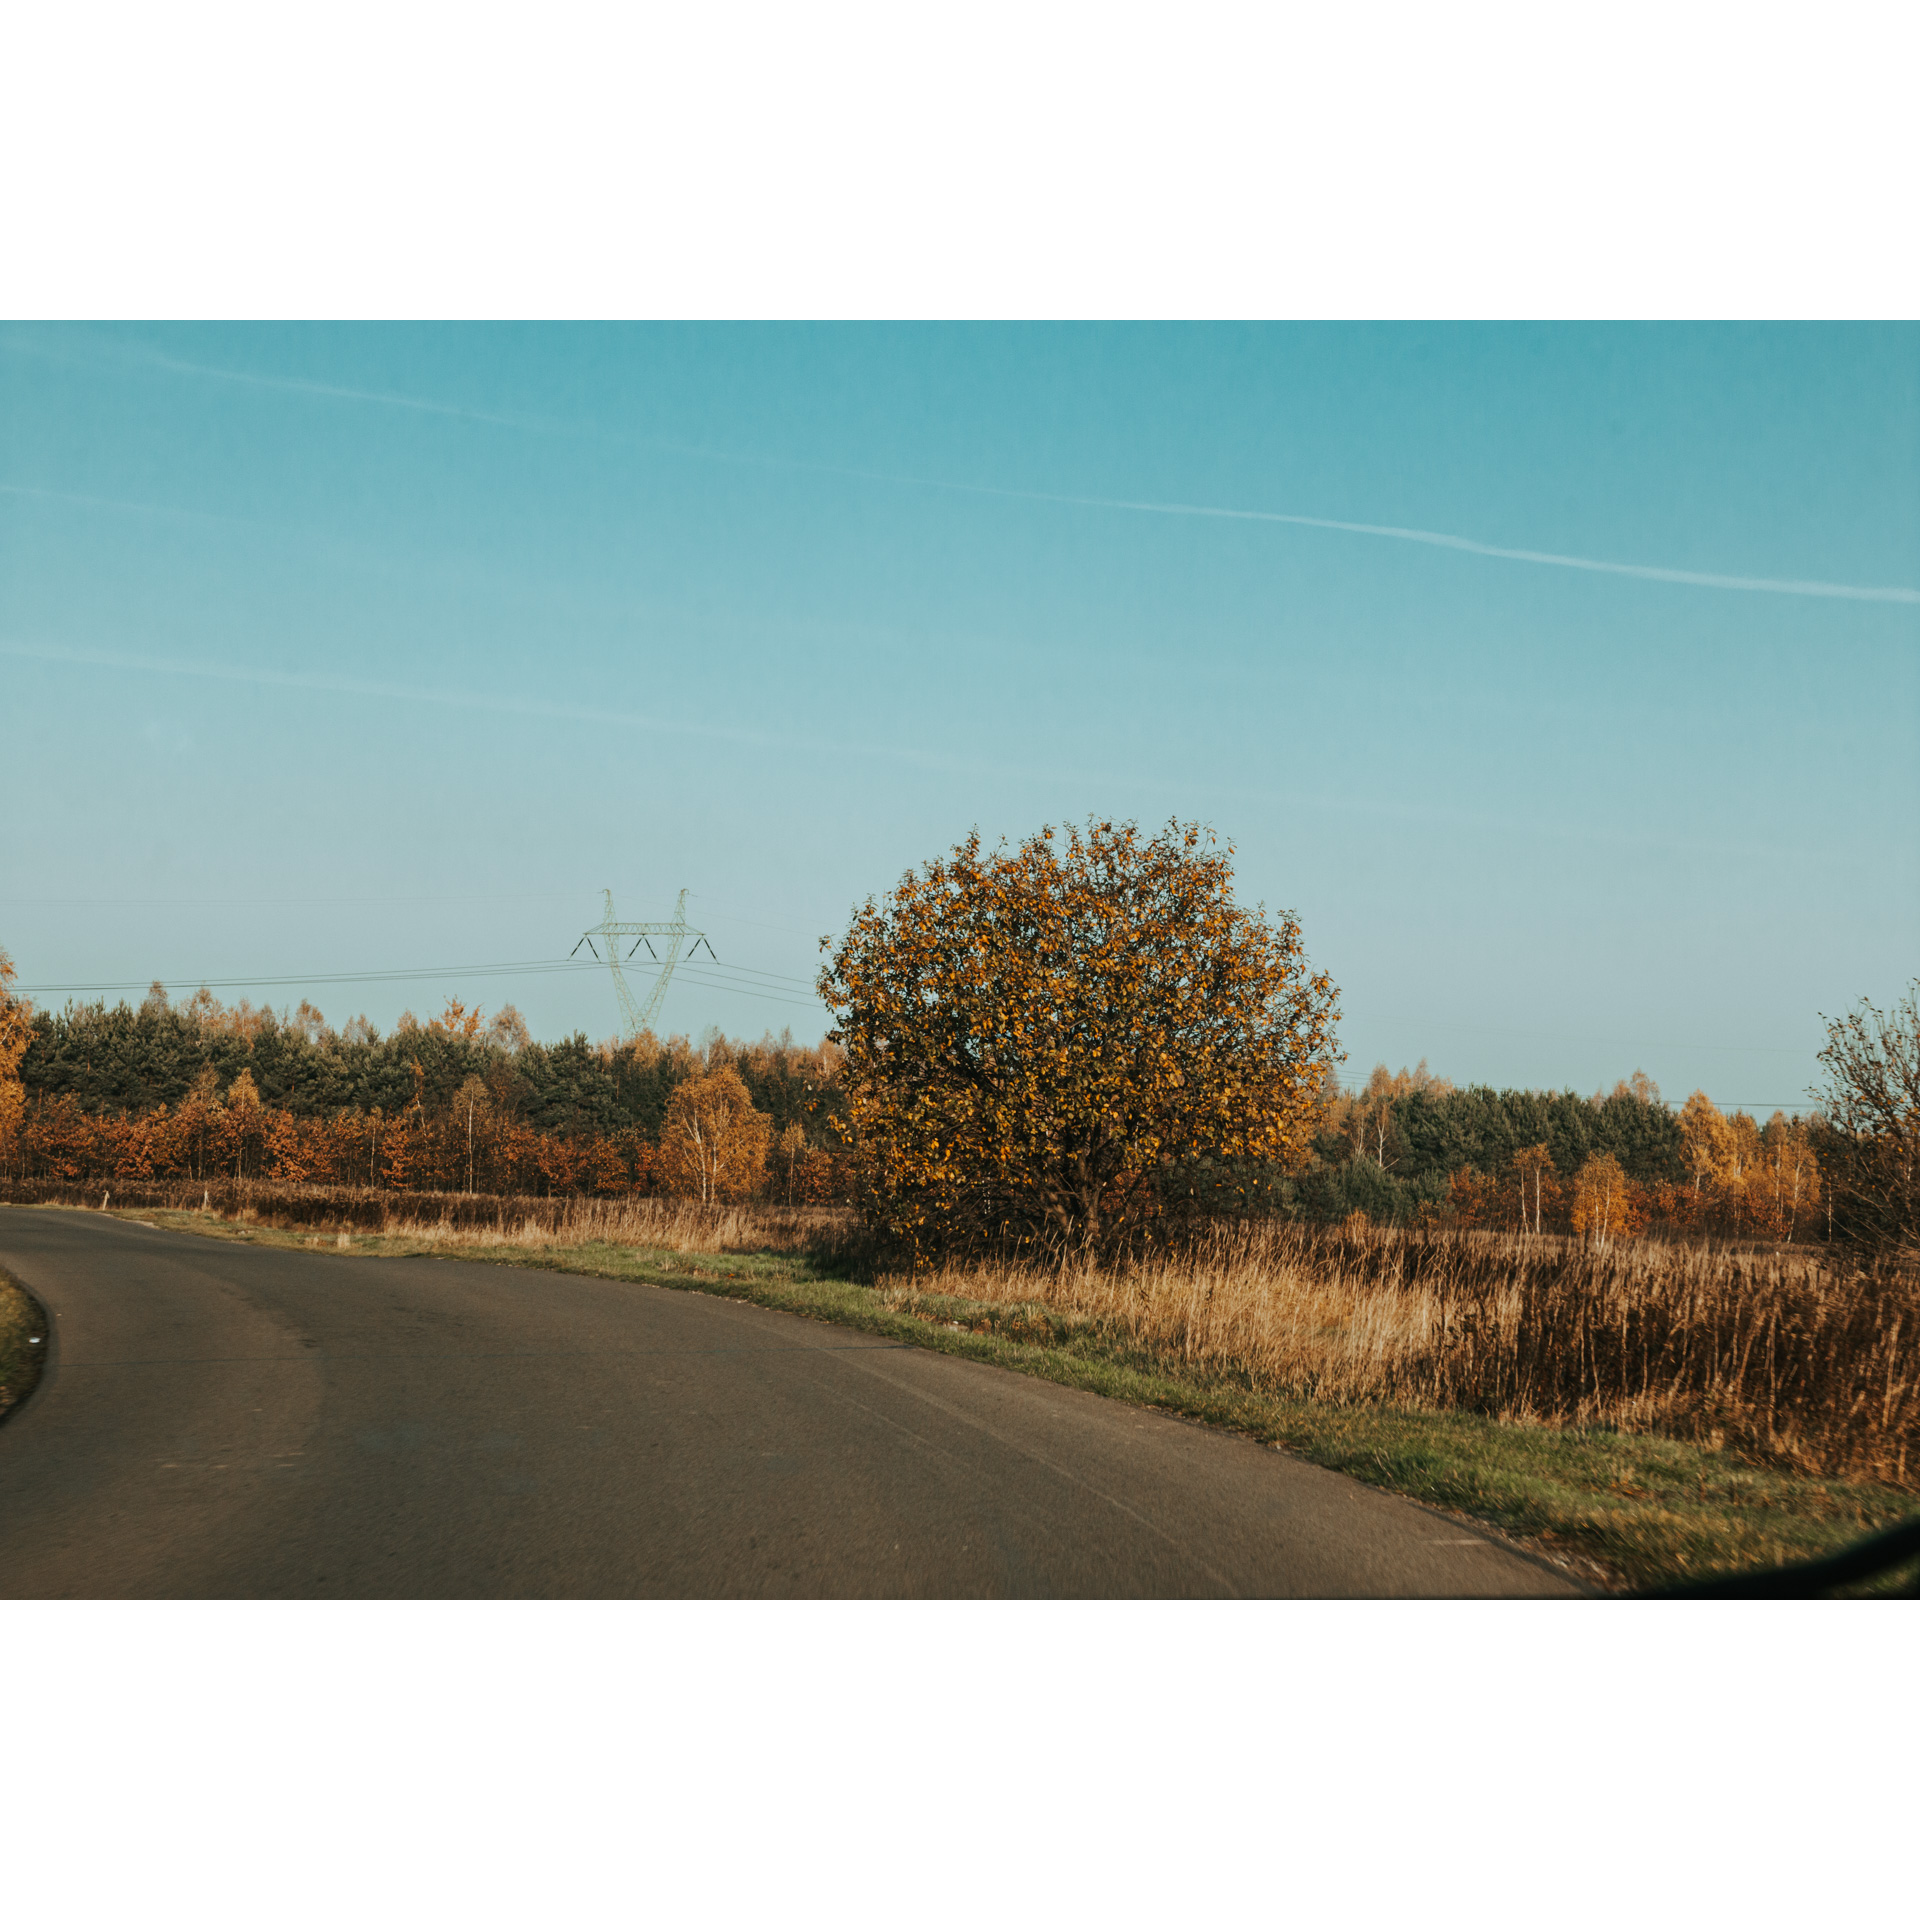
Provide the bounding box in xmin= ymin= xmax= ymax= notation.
xmin=0 ymin=1262 xmax=48 ymax=1426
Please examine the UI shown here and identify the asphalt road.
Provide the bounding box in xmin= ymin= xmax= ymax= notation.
xmin=0 ymin=1208 xmax=1584 ymax=1598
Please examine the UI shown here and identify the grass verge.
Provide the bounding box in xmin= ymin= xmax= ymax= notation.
xmin=101 ymin=1204 xmax=1920 ymax=1593
xmin=0 ymin=1264 xmax=49 ymax=1425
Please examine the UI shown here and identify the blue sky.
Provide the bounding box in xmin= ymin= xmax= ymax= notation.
xmin=3 ymin=323 xmax=1914 ymax=1109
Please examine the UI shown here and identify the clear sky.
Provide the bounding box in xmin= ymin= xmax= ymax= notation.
xmin=3 ymin=323 xmax=1915 ymax=1109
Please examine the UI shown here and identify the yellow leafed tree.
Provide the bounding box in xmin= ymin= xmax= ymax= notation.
xmin=0 ymin=947 xmax=30 ymax=1168
xmin=225 ymin=1067 xmax=266 ymax=1178
xmin=771 ymin=1121 xmax=808 ymax=1205
xmin=1723 ymin=1109 xmax=1762 ymax=1185
xmin=818 ymin=818 xmax=1341 ymax=1261
xmin=432 ymin=997 xmax=484 ymax=1041
xmin=1511 ymin=1142 xmax=1559 ymax=1235
xmin=1570 ymin=1151 xmax=1632 ymax=1246
xmin=452 ymin=1074 xmax=492 ymax=1193
xmin=660 ymin=1066 xmax=772 ymax=1203
xmin=1750 ymin=1113 xmax=1821 ymax=1241
xmin=1678 ymin=1090 xmax=1732 ymax=1193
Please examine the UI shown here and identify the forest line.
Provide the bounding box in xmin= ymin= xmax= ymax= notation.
xmin=0 ymin=977 xmax=1824 ymax=1240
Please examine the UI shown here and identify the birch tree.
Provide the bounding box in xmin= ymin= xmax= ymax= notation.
xmin=660 ymin=1066 xmax=772 ymax=1203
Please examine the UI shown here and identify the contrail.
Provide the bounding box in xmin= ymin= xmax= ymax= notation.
xmin=0 ymin=637 xmax=1079 ymax=788
xmin=0 ymin=479 xmax=250 ymax=526
xmin=2 ymin=636 xmax=1843 ymax=867
xmin=0 ymin=637 xmax=758 ymax=747
xmin=91 ymin=340 xmax=1920 ymax=608
xmin=883 ymin=479 xmax=1920 ymax=605
xmin=126 ymin=345 xmax=554 ymax=436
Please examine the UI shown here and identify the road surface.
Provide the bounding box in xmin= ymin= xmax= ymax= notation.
xmin=0 ymin=1208 xmax=1583 ymax=1597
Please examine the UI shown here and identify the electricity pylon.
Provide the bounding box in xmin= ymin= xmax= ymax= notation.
xmin=571 ymin=889 xmax=715 ymax=1040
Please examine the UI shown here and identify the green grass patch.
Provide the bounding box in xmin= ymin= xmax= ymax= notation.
xmin=103 ymin=1205 xmax=1920 ymax=1592
xmin=0 ymin=1264 xmax=49 ymax=1425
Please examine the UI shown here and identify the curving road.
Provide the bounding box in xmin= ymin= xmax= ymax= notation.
xmin=0 ymin=1208 xmax=1583 ymax=1598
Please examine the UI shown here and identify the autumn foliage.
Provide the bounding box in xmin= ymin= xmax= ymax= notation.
xmin=1568 ymin=1151 xmax=1637 ymax=1244
xmin=0 ymin=947 xmax=29 ymax=1168
xmin=1443 ymin=1093 xmax=1825 ymax=1247
xmin=819 ymin=819 xmax=1341 ymax=1260
xmin=1813 ymin=982 xmax=1920 ymax=1254
xmin=4 ymin=988 xmax=851 ymax=1204
xmin=5 ymin=920 xmax=1907 ymax=1256
xmin=660 ymin=1066 xmax=773 ymax=1204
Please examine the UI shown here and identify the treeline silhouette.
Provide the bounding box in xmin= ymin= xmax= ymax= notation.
xmin=5 ymin=989 xmax=1825 ymax=1238
xmin=9 ymin=987 xmax=850 ymax=1200
xmin=1166 ymin=1063 xmax=1828 ymax=1243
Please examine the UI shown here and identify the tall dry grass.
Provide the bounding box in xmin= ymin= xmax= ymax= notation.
xmin=0 ymin=1176 xmax=857 ymax=1259
xmin=899 ymin=1220 xmax=1920 ymax=1486
xmin=337 ymin=1191 xmax=860 ymax=1260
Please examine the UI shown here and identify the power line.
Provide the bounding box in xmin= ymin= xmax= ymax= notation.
xmin=20 ymin=961 xmax=606 ymax=992
xmin=13 ymin=954 xmax=814 ymax=993
xmin=13 ymin=964 xmax=1829 ymax=1103
xmin=15 ymin=956 xmax=823 ymax=1014
xmin=1324 ymin=1070 xmax=1823 ymax=1113
xmin=694 ymin=959 xmax=821 ymax=988
xmin=1355 ymin=1015 xmax=1811 ymax=1056
xmin=1 ymin=890 xmax=592 ymax=906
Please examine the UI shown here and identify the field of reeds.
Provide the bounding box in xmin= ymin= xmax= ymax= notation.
xmin=8 ymin=1178 xmax=1915 ymax=1490
xmin=895 ymin=1220 xmax=1919 ymax=1487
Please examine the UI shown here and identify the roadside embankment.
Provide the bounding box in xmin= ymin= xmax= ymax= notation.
xmin=0 ymin=1264 xmax=48 ymax=1424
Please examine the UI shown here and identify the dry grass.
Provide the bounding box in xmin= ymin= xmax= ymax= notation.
xmin=0 ymin=1177 xmax=859 ymax=1260
xmin=266 ymin=1191 xmax=853 ymax=1259
xmin=891 ymin=1220 xmax=1920 ymax=1487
